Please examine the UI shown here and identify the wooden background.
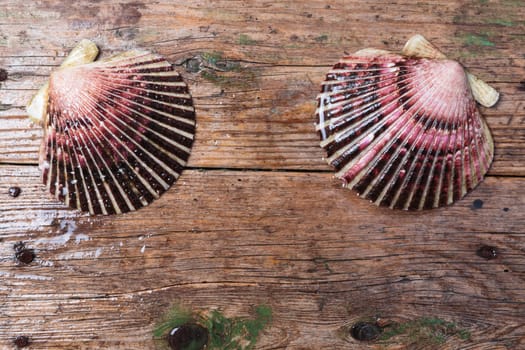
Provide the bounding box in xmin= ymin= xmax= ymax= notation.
xmin=1 ymin=0 xmax=524 ymax=349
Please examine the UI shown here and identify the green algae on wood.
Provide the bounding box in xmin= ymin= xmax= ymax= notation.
xmin=154 ymin=305 xmax=194 ymax=340
xmin=200 ymin=67 xmax=257 ymax=90
xmin=487 ymin=19 xmax=514 ymax=26
xmin=201 ymin=52 xmax=241 ymax=72
xmin=377 ymin=317 xmax=471 ymax=346
xmin=154 ymin=304 xmax=272 ymax=350
xmin=462 ymin=33 xmax=495 ymax=47
xmin=197 ymin=50 xmax=258 ymax=90
xmin=239 ymin=34 xmax=257 ymax=46
xmin=314 ymin=34 xmax=328 ymax=42
xmin=201 ymin=52 xmax=225 ymax=67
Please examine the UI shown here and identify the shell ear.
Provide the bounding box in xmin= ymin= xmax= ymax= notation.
xmin=402 ymin=34 xmax=499 ymax=108
xmin=59 ymin=39 xmax=99 ymax=68
xmin=27 ymin=82 xmax=50 ymax=124
xmin=402 ymin=34 xmax=447 ymax=59
xmin=467 ymin=72 xmax=500 ymax=108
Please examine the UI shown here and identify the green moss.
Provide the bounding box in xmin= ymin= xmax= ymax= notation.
xmin=200 ymin=66 xmax=257 ymax=90
xmin=502 ymin=0 xmax=523 ymax=6
xmin=200 ymin=51 xmax=257 ymax=90
xmin=200 ymin=70 xmax=234 ymax=87
xmin=462 ymin=34 xmax=495 ymax=47
xmin=200 ymin=52 xmax=241 ymax=72
xmin=154 ymin=304 xmax=272 ymax=350
xmin=315 ymin=34 xmax=328 ymax=42
xmin=202 ymin=52 xmax=224 ymax=66
xmin=378 ymin=317 xmax=471 ymax=346
xmin=239 ymin=34 xmax=257 ymax=45
xmin=206 ymin=305 xmax=272 ymax=349
xmin=487 ymin=18 xmax=514 ymax=26
xmin=153 ymin=305 xmax=194 ymax=338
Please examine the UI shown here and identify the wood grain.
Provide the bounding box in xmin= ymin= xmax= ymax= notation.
xmin=1 ymin=166 xmax=525 ymax=349
xmin=0 ymin=0 xmax=524 ymax=349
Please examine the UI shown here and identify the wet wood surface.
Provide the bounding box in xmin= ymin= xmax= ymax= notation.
xmin=0 ymin=0 xmax=524 ymax=349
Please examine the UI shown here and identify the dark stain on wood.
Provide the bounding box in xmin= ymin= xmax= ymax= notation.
xmin=117 ymin=2 xmax=145 ymax=26
xmin=14 ymin=242 xmax=35 ymax=264
xmin=41 ymin=1 xmax=145 ymax=28
xmin=114 ymin=27 xmax=139 ymax=40
xmin=0 ymin=69 xmax=7 ymax=82
xmin=13 ymin=335 xmax=30 ymax=348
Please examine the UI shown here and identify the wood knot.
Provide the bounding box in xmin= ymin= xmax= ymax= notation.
xmin=0 ymin=68 xmax=7 ymax=82
xmin=350 ymin=322 xmax=381 ymax=341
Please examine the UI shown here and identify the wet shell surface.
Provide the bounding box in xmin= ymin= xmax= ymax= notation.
xmin=316 ymin=35 xmax=495 ymax=210
xmin=28 ymin=40 xmax=195 ymax=215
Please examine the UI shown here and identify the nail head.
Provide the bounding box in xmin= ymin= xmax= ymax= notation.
xmin=477 ymin=245 xmax=497 ymax=260
xmin=168 ymin=323 xmax=208 ymax=350
xmin=471 ymin=199 xmax=483 ymax=210
xmin=13 ymin=335 xmax=30 ymax=347
xmin=8 ymin=186 xmax=22 ymax=198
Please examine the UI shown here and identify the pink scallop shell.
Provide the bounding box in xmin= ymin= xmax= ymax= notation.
xmin=41 ymin=52 xmax=195 ymax=215
xmin=316 ymin=50 xmax=494 ymax=210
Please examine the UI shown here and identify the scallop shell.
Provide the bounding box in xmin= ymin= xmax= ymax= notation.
xmin=316 ymin=36 xmax=495 ymax=210
xmin=29 ymin=40 xmax=195 ymax=215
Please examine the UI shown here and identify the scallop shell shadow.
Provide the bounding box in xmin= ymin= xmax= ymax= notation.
xmin=37 ymin=44 xmax=195 ymax=215
xmin=315 ymin=38 xmax=495 ymax=210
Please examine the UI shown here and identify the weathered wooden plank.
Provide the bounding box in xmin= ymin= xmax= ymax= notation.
xmin=1 ymin=0 xmax=524 ymax=349
xmin=1 ymin=80 xmax=523 ymax=175
xmin=0 ymin=165 xmax=524 ymax=349
xmin=1 ymin=1 xmax=524 ymax=175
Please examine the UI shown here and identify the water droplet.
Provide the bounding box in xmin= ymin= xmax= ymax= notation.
xmin=477 ymin=245 xmax=497 ymax=260
xmin=350 ymin=322 xmax=381 ymax=341
xmin=13 ymin=335 xmax=30 ymax=347
xmin=8 ymin=186 xmax=21 ymax=198
xmin=168 ymin=323 xmax=208 ymax=350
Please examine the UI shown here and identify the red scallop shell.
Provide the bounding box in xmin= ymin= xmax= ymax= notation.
xmin=41 ymin=52 xmax=195 ymax=215
xmin=316 ymin=50 xmax=494 ymax=210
